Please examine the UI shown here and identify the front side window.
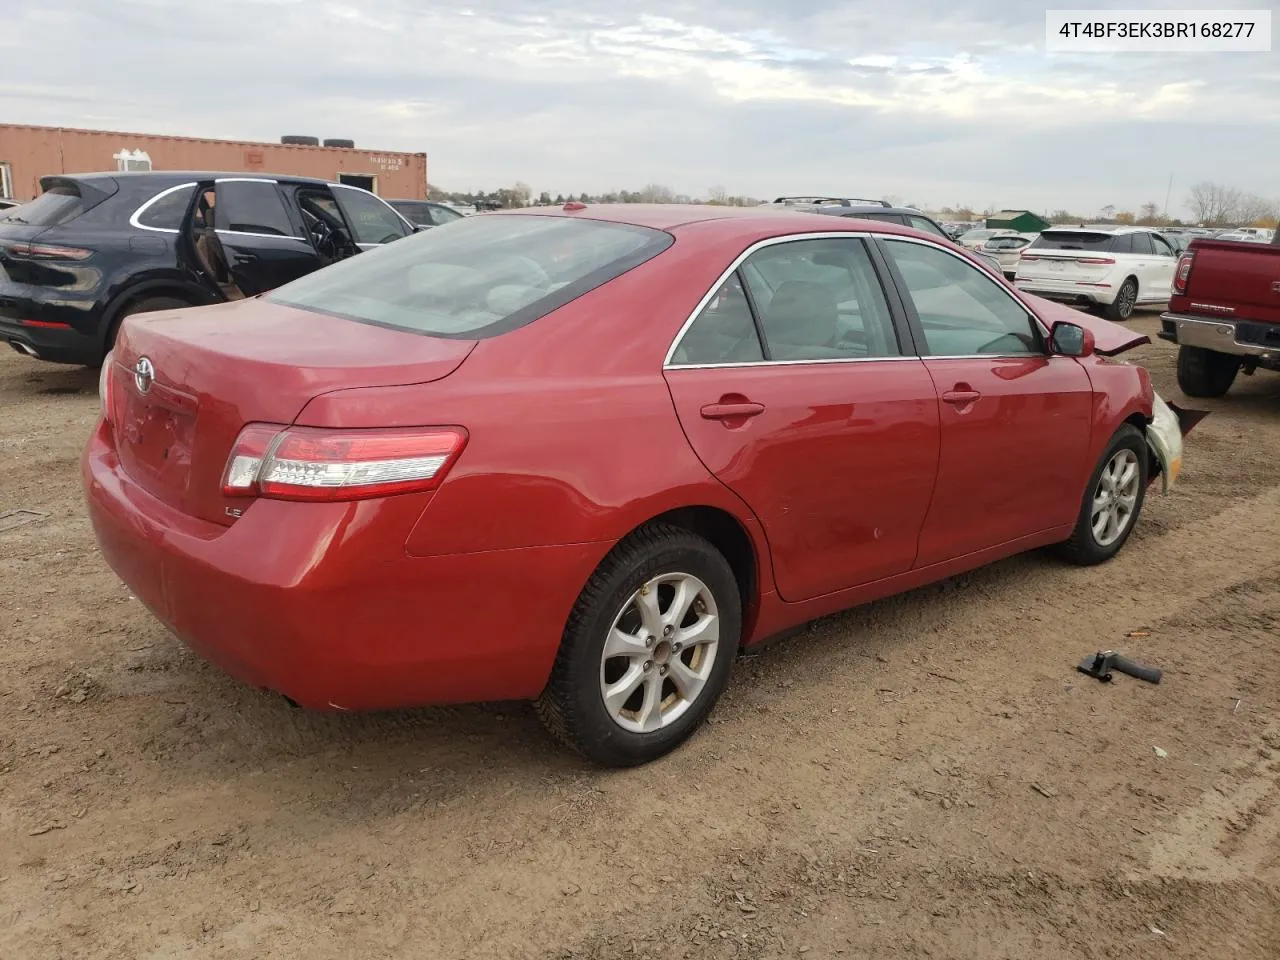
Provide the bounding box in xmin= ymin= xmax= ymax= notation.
xmin=1150 ymin=234 xmax=1175 ymax=257
xmin=333 ymin=186 xmax=412 ymax=244
xmin=268 ymin=214 xmax=673 ymax=339
xmin=215 ymin=181 xmax=295 ymax=236
xmin=135 ymin=184 xmax=195 ymax=230
xmin=740 ymin=238 xmax=900 ymax=361
xmin=669 ymin=273 xmax=763 ymax=366
xmin=883 ymin=239 xmax=1042 ymax=357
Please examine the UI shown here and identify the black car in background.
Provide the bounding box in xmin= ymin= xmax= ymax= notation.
xmin=0 ymin=171 xmax=416 ymax=366
xmin=386 ymin=199 xmax=467 ymax=227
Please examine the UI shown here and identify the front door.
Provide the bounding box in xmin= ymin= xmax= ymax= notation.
xmin=664 ymin=236 xmax=941 ymax=602
xmin=1145 ymin=232 xmax=1178 ymax=301
xmin=876 ymin=236 xmax=1094 ymax=566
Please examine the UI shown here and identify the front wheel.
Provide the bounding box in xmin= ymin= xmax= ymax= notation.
xmin=536 ymin=523 xmax=741 ymax=767
xmin=1059 ymin=425 xmax=1148 ymax=566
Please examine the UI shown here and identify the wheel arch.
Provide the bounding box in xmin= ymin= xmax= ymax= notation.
xmin=621 ymin=504 xmax=765 ymax=644
xmin=99 ymin=279 xmax=211 ymax=349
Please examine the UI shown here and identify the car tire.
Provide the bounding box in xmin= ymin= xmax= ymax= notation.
xmin=1058 ymin=424 xmax=1148 ymax=566
xmin=1176 ymin=345 xmax=1240 ymax=398
xmin=96 ymin=296 xmax=194 ymax=364
xmin=535 ymin=523 xmax=741 ymax=767
xmin=1102 ymin=278 xmax=1138 ymax=321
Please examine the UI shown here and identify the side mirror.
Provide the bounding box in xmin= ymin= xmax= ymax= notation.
xmin=1049 ymin=320 xmax=1094 ymax=357
xmin=412 ymin=223 xmax=432 ymax=233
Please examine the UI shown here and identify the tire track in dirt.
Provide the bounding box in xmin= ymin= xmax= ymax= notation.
xmin=7 ymin=472 xmax=1280 ymax=959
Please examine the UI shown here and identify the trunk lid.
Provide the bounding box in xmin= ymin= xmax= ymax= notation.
xmin=1175 ymin=239 xmax=1280 ymax=325
xmin=108 ymin=298 xmax=476 ymax=525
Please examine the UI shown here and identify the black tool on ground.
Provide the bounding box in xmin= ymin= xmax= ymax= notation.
xmin=1077 ymin=650 xmax=1162 ymax=684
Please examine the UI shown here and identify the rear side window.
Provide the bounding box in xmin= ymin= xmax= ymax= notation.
xmin=906 ymin=215 xmax=949 ymax=239
xmin=430 ymin=204 xmax=464 ymax=225
xmin=4 ymin=185 xmax=84 ymax=226
xmin=267 ymin=214 xmax=674 ymax=338
xmin=669 ymin=273 xmax=764 ymax=366
xmin=1030 ymin=231 xmax=1117 ymax=252
xmin=391 ymin=202 xmax=432 ymax=226
xmin=135 ymin=185 xmax=195 ymax=230
xmin=215 ymin=181 xmax=295 ymax=236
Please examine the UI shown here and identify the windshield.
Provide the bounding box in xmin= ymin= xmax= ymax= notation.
xmin=268 ymin=213 xmax=673 ymax=338
xmin=1029 ymin=230 xmax=1117 ymax=252
xmin=0 ymin=185 xmax=83 ymax=226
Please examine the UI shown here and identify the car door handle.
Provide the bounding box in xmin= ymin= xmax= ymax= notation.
xmin=700 ymin=401 xmax=765 ymax=420
xmin=232 ymin=251 xmax=259 ymax=263
xmin=941 ymin=389 xmax=982 ymax=405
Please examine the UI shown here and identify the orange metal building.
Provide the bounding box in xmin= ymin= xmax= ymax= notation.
xmin=0 ymin=123 xmax=427 ymax=202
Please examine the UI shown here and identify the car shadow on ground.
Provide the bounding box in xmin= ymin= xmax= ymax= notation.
xmin=15 ymin=361 xmax=99 ymax=396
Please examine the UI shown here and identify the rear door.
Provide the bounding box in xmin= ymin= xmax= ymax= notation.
xmin=331 ymin=184 xmax=414 ymax=250
xmin=179 ymin=179 xmax=321 ymax=296
xmin=877 ymin=236 xmax=1094 ymax=566
xmin=664 ymin=235 xmax=941 ymax=602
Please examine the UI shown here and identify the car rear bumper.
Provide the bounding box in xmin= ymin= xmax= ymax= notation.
xmin=0 ymin=286 xmax=105 ymax=364
xmin=82 ymin=421 xmax=607 ymax=710
xmin=1159 ymin=312 xmax=1280 ymax=362
xmin=0 ymin=315 xmax=103 ymax=365
xmin=1013 ymin=278 xmax=1112 ymax=306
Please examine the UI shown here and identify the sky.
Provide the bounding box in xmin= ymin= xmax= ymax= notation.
xmin=1 ymin=0 xmax=1276 ymax=217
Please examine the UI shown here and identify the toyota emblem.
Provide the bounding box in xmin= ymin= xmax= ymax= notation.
xmin=134 ymin=356 xmax=155 ymax=394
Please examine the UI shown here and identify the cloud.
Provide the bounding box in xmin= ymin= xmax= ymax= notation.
xmin=0 ymin=0 xmax=1276 ymax=215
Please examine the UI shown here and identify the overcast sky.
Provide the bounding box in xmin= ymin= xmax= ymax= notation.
xmin=2 ymin=0 xmax=1276 ymax=216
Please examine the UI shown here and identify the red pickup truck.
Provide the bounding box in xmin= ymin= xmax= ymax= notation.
xmin=1160 ymin=236 xmax=1280 ymax=397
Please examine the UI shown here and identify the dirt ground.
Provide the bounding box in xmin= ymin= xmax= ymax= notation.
xmin=2 ymin=311 xmax=1279 ymax=960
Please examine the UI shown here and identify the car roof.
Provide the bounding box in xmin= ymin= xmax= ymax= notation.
xmin=52 ymin=170 xmax=339 ymax=188
xmin=1042 ymin=225 xmax=1161 ymax=235
xmin=485 ymin=203 xmax=963 ymax=244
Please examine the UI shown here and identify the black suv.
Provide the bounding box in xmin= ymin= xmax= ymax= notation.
xmin=766 ymin=197 xmax=1004 ymax=275
xmin=0 ymin=171 xmax=417 ymax=366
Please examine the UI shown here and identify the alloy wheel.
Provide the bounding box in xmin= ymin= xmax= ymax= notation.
xmin=1091 ymin=448 xmax=1140 ymax=547
xmin=598 ymin=572 xmax=720 ymax=734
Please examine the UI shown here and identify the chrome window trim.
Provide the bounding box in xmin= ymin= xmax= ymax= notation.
xmin=662 ymin=231 xmax=1055 ymax=368
xmin=213 ymin=177 xmax=280 ymax=185
xmin=128 ymin=181 xmax=197 ymax=234
xmin=216 ymin=228 xmax=310 ymax=242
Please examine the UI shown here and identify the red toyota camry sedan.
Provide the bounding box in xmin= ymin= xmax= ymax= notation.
xmin=84 ymin=204 xmax=1189 ymax=766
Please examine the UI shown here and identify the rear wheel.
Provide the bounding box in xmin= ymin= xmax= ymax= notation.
xmin=1059 ymin=425 xmax=1148 ymax=566
xmin=536 ymin=523 xmax=740 ymax=767
xmin=1102 ymin=277 xmax=1138 ymax=321
xmin=1176 ymin=345 xmax=1240 ymax=398
xmin=102 ymin=296 xmax=194 ymax=358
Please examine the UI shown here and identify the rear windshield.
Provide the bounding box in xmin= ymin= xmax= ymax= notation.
xmin=1029 ymin=231 xmax=1117 ymax=252
xmin=268 ymin=214 xmax=673 ymax=338
xmin=0 ymin=185 xmax=84 ymax=226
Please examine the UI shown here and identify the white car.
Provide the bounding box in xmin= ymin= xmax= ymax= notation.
xmin=957 ymin=228 xmax=1018 ymax=250
xmin=1013 ymin=226 xmax=1178 ymax=321
xmin=982 ymin=233 xmax=1036 ymax=278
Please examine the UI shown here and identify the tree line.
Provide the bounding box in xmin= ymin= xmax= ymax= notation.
xmin=428 ymin=180 xmax=1278 ymax=229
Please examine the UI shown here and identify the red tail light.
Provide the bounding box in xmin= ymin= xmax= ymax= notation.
xmin=5 ymin=242 xmax=94 ymax=261
xmin=222 ymin=424 xmax=468 ymax=501
xmin=1078 ymin=257 xmax=1116 ymax=265
xmin=1172 ymin=251 xmax=1195 ymax=295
